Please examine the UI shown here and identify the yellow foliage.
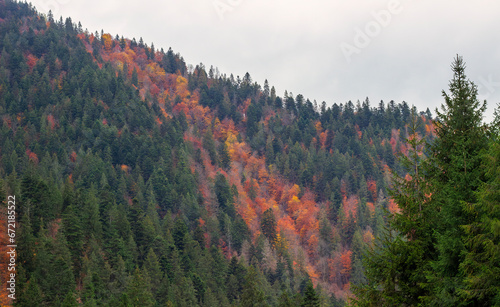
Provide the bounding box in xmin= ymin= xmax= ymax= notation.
xmin=102 ymin=33 xmax=112 ymax=51
xmin=146 ymin=62 xmax=166 ymax=78
xmin=175 ymin=75 xmax=190 ymax=98
xmin=314 ymin=120 xmax=323 ymax=134
xmin=274 ymin=233 xmax=289 ymax=255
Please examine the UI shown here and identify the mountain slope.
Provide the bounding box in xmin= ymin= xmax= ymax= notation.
xmin=0 ymin=1 xmax=435 ymax=305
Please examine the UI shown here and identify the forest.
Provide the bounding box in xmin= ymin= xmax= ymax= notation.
xmin=0 ymin=1 xmax=498 ymax=306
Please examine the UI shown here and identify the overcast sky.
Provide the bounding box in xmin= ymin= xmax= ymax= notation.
xmin=29 ymin=0 xmax=500 ymax=123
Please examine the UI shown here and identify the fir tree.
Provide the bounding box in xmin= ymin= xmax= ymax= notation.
xmin=460 ymin=128 xmax=500 ymax=305
xmin=425 ymin=55 xmax=488 ymax=305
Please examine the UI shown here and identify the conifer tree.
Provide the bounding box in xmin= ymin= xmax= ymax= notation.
xmin=261 ymin=208 xmax=278 ymax=244
xmin=301 ymin=280 xmax=320 ymax=307
xmin=425 ymin=55 xmax=488 ymax=305
xmin=460 ymin=125 xmax=500 ymax=305
xmin=125 ymin=267 xmax=155 ymax=306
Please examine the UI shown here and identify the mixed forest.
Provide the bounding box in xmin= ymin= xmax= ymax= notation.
xmin=0 ymin=1 xmax=498 ymax=306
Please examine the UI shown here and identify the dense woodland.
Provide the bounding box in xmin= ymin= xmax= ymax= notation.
xmin=353 ymin=56 xmax=500 ymax=306
xmin=0 ymin=1 xmax=497 ymax=306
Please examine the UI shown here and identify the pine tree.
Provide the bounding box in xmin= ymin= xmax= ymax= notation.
xmin=353 ymin=107 xmax=434 ymax=305
xmin=125 ymin=267 xmax=155 ymax=307
xmin=460 ymin=129 xmax=500 ymax=305
xmin=143 ymin=248 xmax=163 ymax=298
xmin=425 ymin=55 xmax=488 ymax=305
xmin=240 ymin=266 xmax=266 ymax=307
xmin=301 ymin=279 xmax=320 ymax=307
xmin=261 ymin=208 xmax=277 ymax=244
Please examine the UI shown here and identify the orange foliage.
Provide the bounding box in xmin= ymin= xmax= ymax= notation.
xmin=198 ymin=218 xmax=205 ymax=227
xmin=47 ymin=114 xmax=56 ymax=130
xmin=257 ymin=167 xmax=269 ymax=183
xmin=26 ymin=149 xmax=38 ymax=164
xmin=146 ymin=62 xmax=166 ymax=79
xmin=319 ymin=131 xmax=327 ymax=149
xmin=175 ymin=75 xmax=190 ymax=99
xmin=277 ymin=215 xmax=294 ymax=236
xmin=390 ymin=128 xmax=399 ymax=154
xmin=367 ymin=178 xmax=377 ymax=201
xmin=388 ymin=198 xmax=400 ymax=214
xmin=70 ymin=151 xmax=77 ymax=163
xmin=363 ymin=229 xmax=374 ymax=244
xmin=101 ymin=33 xmax=112 ymax=51
xmin=340 ymin=250 xmax=352 ymax=278
xmin=246 ymin=155 xmax=263 ymax=177
xmin=240 ymin=98 xmax=252 ymax=118
xmin=314 ymin=120 xmax=323 ymax=134
xmin=306 ymin=264 xmax=320 ymax=284
xmin=405 ymin=173 xmax=412 ymax=182
xmin=215 ymin=118 xmax=238 ymax=141
xmin=76 ymin=30 xmax=333 ymax=297
xmin=343 ymin=196 xmax=358 ymax=220
xmin=355 ymin=124 xmax=362 ymax=139
xmin=26 ymin=53 xmax=38 ymax=71
xmin=287 ymin=195 xmax=301 ymax=215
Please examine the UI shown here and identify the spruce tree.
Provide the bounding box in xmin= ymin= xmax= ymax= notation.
xmin=460 ymin=126 xmax=500 ymax=305
xmin=425 ymin=55 xmax=488 ymax=305
xmin=301 ymin=280 xmax=320 ymax=307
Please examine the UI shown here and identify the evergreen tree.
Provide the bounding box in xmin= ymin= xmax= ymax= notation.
xmin=425 ymin=55 xmax=488 ymax=305
xmin=301 ymin=280 xmax=320 ymax=307
xmin=261 ymin=208 xmax=277 ymax=244
xmin=240 ymin=266 xmax=266 ymax=307
xmin=353 ymin=54 xmax=490 ymax=305
xmin=125 ymin=268 xmax=155 ymax=307
xmin=460 ymin=129 xmax=500 ymax=305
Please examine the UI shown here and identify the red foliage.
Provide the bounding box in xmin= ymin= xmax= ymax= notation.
xmin=390 ymin=129 xmax=399 ymax=154
xmin=355 ymin=124 xmax=362 ymax=139
xmin=70 ymin=151 xmax=77 ymax=163
xmin=26 ymin=149 xmax=38 ymax=164
xmin=340 ymin=250 xmax=352 ymax=279
xmin=47 ymin=114 xmax=56 ymax=130
xmin=319 ymin=131 xmax=327 ymax=149
xmin=26 ymin=53 xmax=38 ymax=71
xmin=367 ymin=178 xmax=377 ymax=201
xmin=198 ymin=218 xmax=205 ymax=227
xmin=343 ymin=196 xmax=358 ymax=221
xmin=388 ymin=198 xmax=400 ymax=214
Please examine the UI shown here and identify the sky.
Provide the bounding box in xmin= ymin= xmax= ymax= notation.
xmin=28 ymin=0 xmax=500 ymax=123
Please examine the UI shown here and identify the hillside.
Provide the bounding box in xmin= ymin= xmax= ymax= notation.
xmin=0 ymin=1 xmax=437 ymax=306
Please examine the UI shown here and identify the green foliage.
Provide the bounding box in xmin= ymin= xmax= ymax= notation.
xmin=302 ymin=280 xmax=320 ymax=307
xmin=261 ymin=208 xmax=278 ymax=244
xmin=460 ymin=134 xmax=500 ymax=305
xmin=0 ymin=2 xmax=444 ymax=306
xmin=353 ymin=56 xmax=496 ymax=306
xmin=215 ymin=173 xmax=235 ymax=218
xmin=425 ymin=55 xmax=489 ymax=305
